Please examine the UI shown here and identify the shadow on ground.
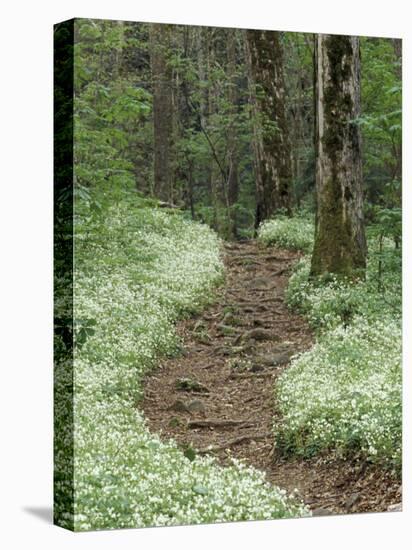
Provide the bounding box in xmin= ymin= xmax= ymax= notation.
xmin=23 ymin=506 xmax=53 ymax=524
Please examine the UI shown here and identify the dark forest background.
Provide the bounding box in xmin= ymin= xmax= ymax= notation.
xmin=73 ymin=20 xmax=401 ymax=241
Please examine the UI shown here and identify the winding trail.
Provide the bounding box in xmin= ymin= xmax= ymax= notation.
xmin=142 ymin=240 xmax=400 ymax=515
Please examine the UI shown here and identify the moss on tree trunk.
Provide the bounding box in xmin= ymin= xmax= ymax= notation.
xmin=311 ymin=35 xmax=367 ymax=278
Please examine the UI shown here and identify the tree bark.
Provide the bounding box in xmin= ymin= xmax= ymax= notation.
xmin=311 ymin=34 xmax=367 ymax=278
xmin=150 ymin=24 xmax=173 ymax=202
xmin=245 ymin=30 xmax=292 ymax=229
xmin=226 ymin=30 xmax=239 ymax=239
xmin=392 ymin=38 xmax=402 ymax=80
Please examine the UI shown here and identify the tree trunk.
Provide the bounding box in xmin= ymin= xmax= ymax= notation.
xmin=392 ymin=38 xmax=402 ymax=80
xmin=202 ymin=28 xmax=219 ymax=231
xmin=179 ymin=27 xmax=196 ymax=218
xmin=245 ymin=30 xmax=292 ymax=229
xmin=150 ymin=24 xmax=173 ymax=202
xmin=310 ymin=34 xmax=367 ymax=278
xmin=392 ymin=38 xmax=402 ymax=185
xmin=226 ymin=30 xmax=239 ymax=239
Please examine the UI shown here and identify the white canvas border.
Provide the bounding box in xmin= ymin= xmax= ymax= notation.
xmin=0 ymin=0 xmax=409 ymax=548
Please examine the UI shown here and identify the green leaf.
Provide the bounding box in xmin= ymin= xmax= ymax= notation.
xmin=183 ymin=447 xmax=196 ymax=462
xmin=192 ymin=484 xmax=208 ymax=496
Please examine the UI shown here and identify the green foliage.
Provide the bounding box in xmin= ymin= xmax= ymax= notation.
xmin=286 ymin=239 xmax=401 ymax=331
xmin=370 ymin=205 xmax=402 ymax=244
xmin=258 ymin=215 xmax=314 ymax=252
xmin=275 ymin=318 xmax=401 ymax=472
xmin=359 ymin=37 xmax=402 ymax=207
xmin=271 ymin=215 xmax=401 ymax=473
xmin=74 ymin=318 xmax=97 ymax=349
xmin=74 ymin=19 xmax=153 ymax=198
xmin=56 ymin=20 xmax=403 ymax=531
xmin=72 ymin=20 xmax=401 ymax=236
xmin=256 ymin=215 xmax=401 ymax=330
xmin=55 ymin=192 xmax=309 ymax=530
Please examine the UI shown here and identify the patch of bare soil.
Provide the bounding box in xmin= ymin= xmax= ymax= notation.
xmin=141 ymin=240 xmax=401 ymax=516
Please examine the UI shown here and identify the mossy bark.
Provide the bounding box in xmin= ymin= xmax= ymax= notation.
xmin=246 ymin=30 xmax=292 ymax=228
xmin=311 ymin=34 xmax=367 ymax=278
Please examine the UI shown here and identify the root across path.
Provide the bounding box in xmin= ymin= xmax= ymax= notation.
xmin=141 ymin=240 xmax=401 ymax=515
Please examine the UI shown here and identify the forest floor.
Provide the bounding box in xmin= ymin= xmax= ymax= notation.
xmin=142 ymin=240 xmax=401 ymax=516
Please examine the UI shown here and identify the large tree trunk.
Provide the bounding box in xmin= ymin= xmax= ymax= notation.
xmin=226 ymin=30 xmax=239 ymax=239
xmin=311 ymin=34 xmax=367 ymax=278
xmin=150 ymin=24 xmax=173 ymax=202
xmin=246 ymin=30 xmax=292 ymax=229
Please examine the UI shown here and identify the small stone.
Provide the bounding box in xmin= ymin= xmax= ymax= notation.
xmin=345 ymin=492 xmax=361 ymax=511
xmin=176 ymin=377 xmax=210 ymax=393
xmin=168 ymin=399 xmax=206 ymax=415
xmin=312 ymin=508 xmax=333 ymax=517
xmin=265 ymin=351 xmax=293 ymax=366
xmin=250 ymin=276 xmax=272 ymax=289
xmin=186 ymin=399 xmax=206 ymax=414
xmin=169 ymin=399 xmax=189 ymax=413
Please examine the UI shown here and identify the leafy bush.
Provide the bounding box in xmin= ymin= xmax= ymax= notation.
xmin=262 ymin=215 xmax=401 ymax=473
xmin=258 ymin=215 xmax=314 ymax=252
xmin=286 ymin=238 xmax=401 ymax=331
xmin=55 ymin=194 xmax=308 ymax=531
xmin=275 ymin=317 xmax=401 ymax=473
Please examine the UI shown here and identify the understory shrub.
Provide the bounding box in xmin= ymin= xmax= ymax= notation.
xmin=275 ymin=317 xmax=401 ymax=472
xmin=258 ymin=215 xmax=314 ymax=252
xmin=55 ymin=194 xmax=309 ymax=531
xmin=286 ymin=236 xmax=401 ymax=331
xmin=258 ymin=215 xmax=402 ymax=474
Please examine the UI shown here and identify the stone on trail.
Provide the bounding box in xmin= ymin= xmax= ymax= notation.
xmin=176 ymin=377 xmax=210 ymax=393
xmin=345 ymin=492 xmax=361 ymax=511
xmin=169 ymin=398 xmax=206 ymax=415
xmin=186 ymin=399 xmax=207 ymax=414
xmin=257 ymin=351 xmax=294 ymax=367
xmin=312 ymin=508 xmax=334 ymax=517
xmin=248 ymin=276 xmax=273 ymax=289
xmin=169 ymin=399 xmax=190 ymax=413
